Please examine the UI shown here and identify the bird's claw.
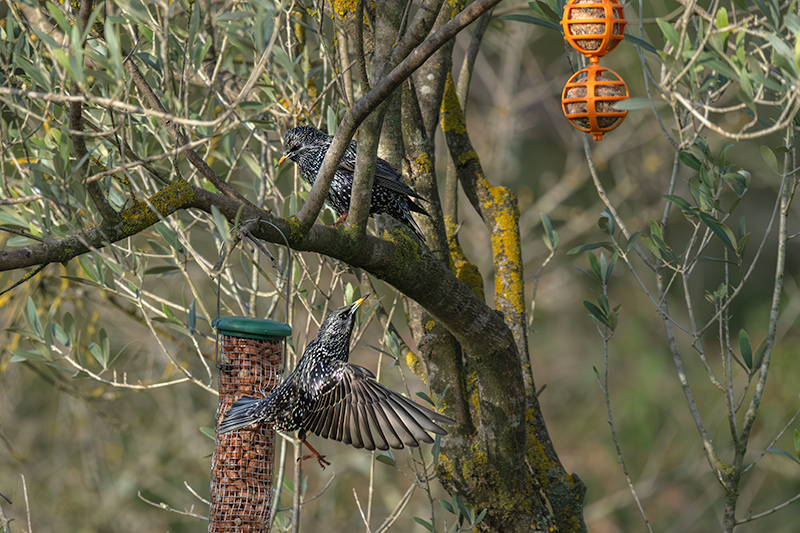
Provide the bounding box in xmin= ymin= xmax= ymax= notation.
xmin=299 ymin=439 xmax=331 ymax=469
xmin=299 ymin=452 xmax=331 ymax=469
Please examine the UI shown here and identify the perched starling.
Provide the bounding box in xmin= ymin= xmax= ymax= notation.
xmin=218 ymin=295 xmax=453 ymax=467
xmin=278 ymin=125 xmax=430 ymax=242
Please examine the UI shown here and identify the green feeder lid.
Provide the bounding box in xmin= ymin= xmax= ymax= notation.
xmin=213 ymin=316 xmax=292 ymax=341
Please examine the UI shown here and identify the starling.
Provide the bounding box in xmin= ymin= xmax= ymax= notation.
xmin=218 ymin=295 xmax=453 ymax=467
xmin=278 ymin=125 xmax=430 ymax=242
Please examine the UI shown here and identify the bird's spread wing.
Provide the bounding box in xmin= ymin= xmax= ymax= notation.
xmin=303 ymin=365 xmax=453 ymax=451
xmin=337 ymin=157 xmax=428 ymax=202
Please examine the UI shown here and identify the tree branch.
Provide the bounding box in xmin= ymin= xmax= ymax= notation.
xmin=71 ymin=0 xmax=118 ymax=223
xmin=440 ymin=75 xmax=530 ymax=389
xmin=345 ymin=106 xmax=386 ymax=242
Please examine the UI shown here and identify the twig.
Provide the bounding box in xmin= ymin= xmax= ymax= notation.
xmin=0 ymin=264 xmax=47 ymax=297
xmin=291 ymin=438 xmax=302 ymax=533
xmin=593 ymin=293 xmax=653 ymax=533
xmin=137 ymin=491 xmax=208 ymax=520
xmin=183 ymin=481 xmax=210 ymax=506
xmin=735 ymin=491 xmax=800 ymax=525
xmin=352 ymin=488 xmax=373 ymax=533
xmin=268 ymin=433 xmax=290 ymax=532
xmin=374 ymin=483 xmax=416 ymax=533
xmin=21 ymin=474 xmax=31 ymax=533
xmin=302 ymin=473 xmax=336 ymax=504
xmin=355 ymin=0 xmax=370 ymax=93
xmin=0 ymin=86 xmax=240 ymax=128
xmin=0 ymin=194 xmax=44 ymax=206
xmin=136 ymin=298 xmax=217 ymax=394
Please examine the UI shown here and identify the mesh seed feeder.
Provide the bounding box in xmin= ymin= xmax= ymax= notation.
xmin=561 ymin=0 xmax=627 ymax=61
xmin=562 ymin=64 xmax=628 ymax=141
xmin=210 ymin=316 xmax=292 ymax=533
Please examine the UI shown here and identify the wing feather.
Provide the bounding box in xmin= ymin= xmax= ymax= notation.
xmin=337 ymin=158 xmax=428 ymax=201
xmin=302 ymin=364 xmax=453 ymax=450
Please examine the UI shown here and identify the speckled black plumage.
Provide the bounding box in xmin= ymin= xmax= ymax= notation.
xmin=278 ymin=125 xmax=429 ymax=242
xmin=218 ymin=296 xmax=453 ymax=454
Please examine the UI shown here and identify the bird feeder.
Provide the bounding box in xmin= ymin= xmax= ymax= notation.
xmin=210 ymin=316 xmax=292 ymax=533
xmin=562 ymin=64 xmax=628 ymax=141
xmin=561 ymin=0 xmax=627 ymax=61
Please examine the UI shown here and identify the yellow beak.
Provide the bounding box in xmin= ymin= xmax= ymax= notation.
xmin=352 ymin=295 xmax=369 ymax=310
xmin=277 ymin=154 xmax=288 ymax=166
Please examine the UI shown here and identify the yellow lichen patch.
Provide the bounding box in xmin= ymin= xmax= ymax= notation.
xmin=331 ymin=0 xmax=356 ymax=16
xmin=285 ymin=216 xmax=307 ymax=243
xmin=455 ymin=257 xmax=484 ymax=300
xmin=120 ymin=181 xmax=194 ymax=233
xmin=406 ymin=351 xmax=427 ymax=384
xmin=330 ymin=0 xmax=370 ymax=22
xmin=466 ymin=369 xmax=480 ymax=415
xmin=415 ymin=153 xmax=432 ymax=174
xmin=448 ymin=227 xmax=485 ymax=300
xmin=484 ymin=186 xmax=525 ymax=317
xmin=425 ymin=320 xmax=435 ymax=331
xmin=440 ymin=74 xmax=467 ymax=134
xmin=447 ymin=0 xmax=465 ymax=18
xmin=456 ymin=149 xmax=478 ymax=166
xmin=436 ymin=452 xmax=454 ymax=481
xmin=525 ymin=426 xmax=576 ymax=510
xmin=381 ymin=228 xmax=421 ymax=277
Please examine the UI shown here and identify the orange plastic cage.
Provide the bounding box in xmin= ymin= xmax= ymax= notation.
xmin=561 ymin=0 xmax=627 ymax=61
xmin=561 ymin=64 xmax=628 ymax=141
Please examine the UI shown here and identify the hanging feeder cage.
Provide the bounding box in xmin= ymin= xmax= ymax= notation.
xmin=561 ymin=0 xmax=627 ymax=61
xmin=562 ymin=64 xmax=629 ymax=141
xmin=210 ymin=316 xmax=292 ymax=533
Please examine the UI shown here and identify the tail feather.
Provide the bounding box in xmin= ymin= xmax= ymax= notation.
xmin=217 ymin=395 xmax=265 ymax=434
xmin=407 ymin=198 xmax=430 ymax=216
xmin=402 ymin=209 xmax=427 ymax=243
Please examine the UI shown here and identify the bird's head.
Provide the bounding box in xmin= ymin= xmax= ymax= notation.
xmin=277 ymin=125 xmax=327 ymax=166
xmin=315 ymin=295 xmax=369 ymax=350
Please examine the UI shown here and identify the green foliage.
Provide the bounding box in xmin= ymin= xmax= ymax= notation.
xmin=540 ymin=212 xmax=559 ymax=253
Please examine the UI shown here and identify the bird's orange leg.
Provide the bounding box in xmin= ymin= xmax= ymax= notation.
xmin=299 ymin=439 xmax=331 ymax=469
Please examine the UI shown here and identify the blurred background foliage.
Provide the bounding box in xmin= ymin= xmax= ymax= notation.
xmin=1 ymin=0 xmax=800 ymax=531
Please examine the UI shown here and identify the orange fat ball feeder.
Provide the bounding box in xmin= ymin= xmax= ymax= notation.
xmin=562 ymin=64 xmax=628 ymax=141
xmin=561 ymin=0 xmax=627 ymax=61
xmin=560 ymin=0 xmax=629 ymax=140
